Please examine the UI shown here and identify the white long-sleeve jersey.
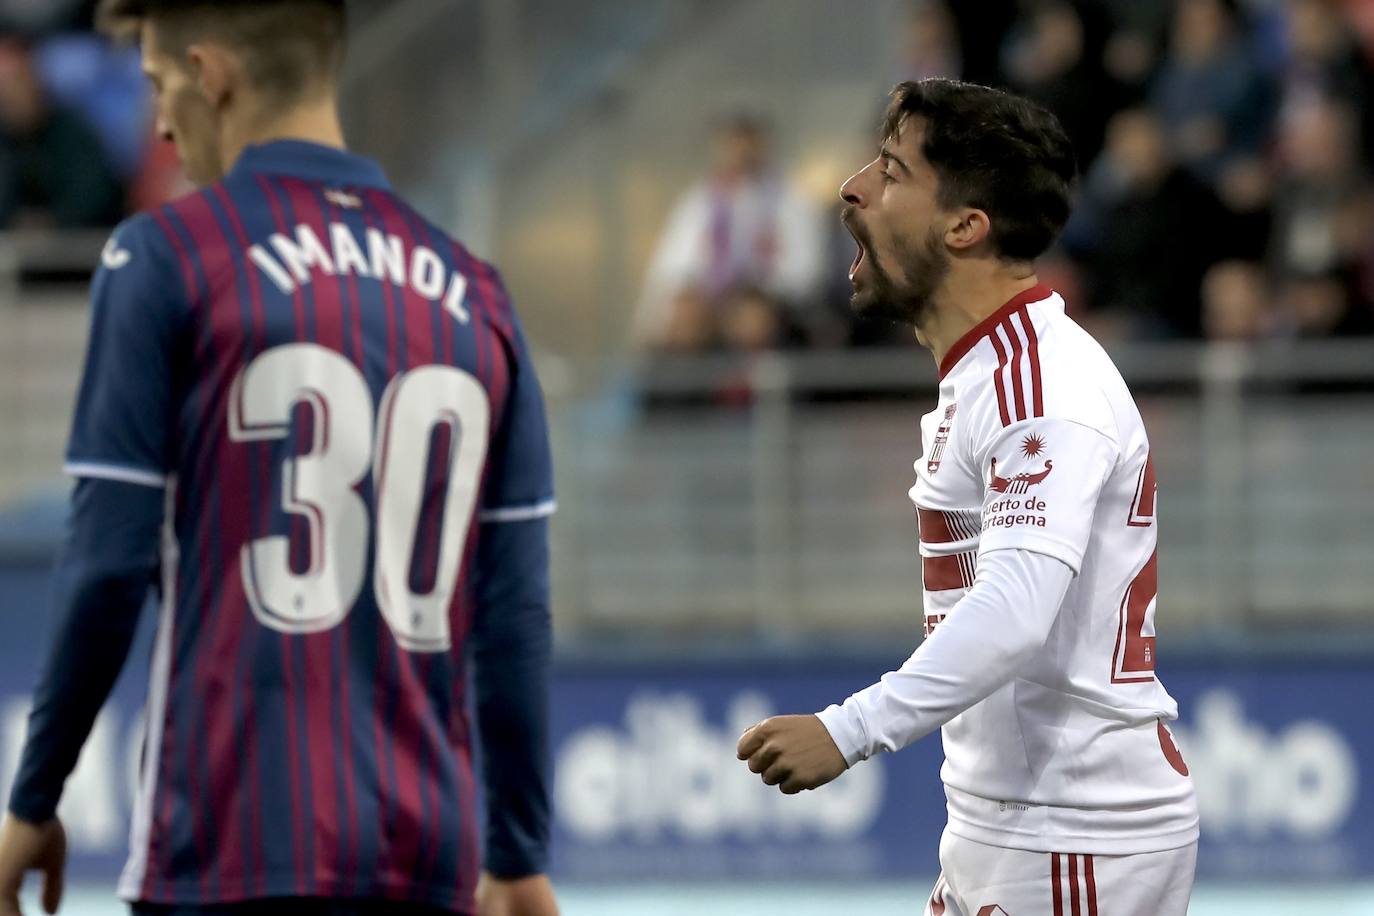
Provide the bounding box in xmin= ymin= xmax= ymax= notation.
xmin=818 ymin=284 xmax=1198 ymax=855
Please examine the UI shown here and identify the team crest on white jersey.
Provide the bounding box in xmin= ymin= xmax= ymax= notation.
xmin=927 ymin=403 xmax=957 ymax=474
xmin=989 ymin=434 xmax=1054 ymax=493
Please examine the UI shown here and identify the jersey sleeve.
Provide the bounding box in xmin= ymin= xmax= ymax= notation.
xmin=64 ymin=215 xmax=188 ymax=487
xmin=817 ymin=548 xmax=1074 ymax=764
xmin=478 ymin=314 xmax=555 ymax=523
xmin=974 ymin=417 xmax=1119 ymax=573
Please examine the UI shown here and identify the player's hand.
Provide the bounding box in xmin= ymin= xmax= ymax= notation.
xmin=0 ymin=813 xmax=66 ymax=916
xmin=475 ymin=871 xmax=559 ymax=916
xmin=736 ymin=714 xmax=848 ymax=794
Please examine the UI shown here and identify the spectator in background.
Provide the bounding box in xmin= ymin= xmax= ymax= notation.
xmin=1001 ymin=0 xmax=1124 ymax=169
xmin=1063 ymin=107 xmax=1228 ymax=337
xmin=1343 ymin=0 xmax=1374 ymax=60
xmin=34 ymin=32 xmax=150 ymax=180
xmin=633 ymin=113 xmax=824 ymax=351
xmin=1278 ymin=270 xmax=1370 ymax=335
xmin=1270 ymin=100 xmax=1369 ymax=278
xmin=1099 ymin=0 xmax=1172 ymax=104
xmin=1152 ymin=0 xmax=1275 ymax=188
xmin=1279 ymin=0 xmax=1374 ymax=171
xmin=943 ymin=0 xmax=1018 ymax=87
xmin=0 ymin=0 xmax=93 ymax=34
xmin=1202 ymin=260 xmax=1274 ymax=339
xmin=1269 ymin=98 xmax=1374 ymax=334
xmin=0 ymin=37 xmax=124 ymax=229
xmin=896 ymin=0 xmax=961 ymax=83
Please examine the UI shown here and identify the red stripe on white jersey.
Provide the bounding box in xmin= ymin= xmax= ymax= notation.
xmin=917 ymin=507 xmax=956 ymax=544
xmin=1017 ymin=305 xmax=1045 ymax=418
xmin=1001 ymin=317 xmax=1027 ymax=422
xmin=920 ymin=507 xmax=982 ymax=544
xmin=986 ymin=327 xmax=1013 ymax=427
xmin=992 ymin=309 xmax=1045 ymax=426
xmin=1084 ymin=854 xmax=1099 ymax=916
xmin=922 ymin=551 xmax=977 ymax=591
xmin=1068 ymin=853 xmax=1082 ymax=916
xmin=1051 ymin=851 xmax=1098 ymax=916
xmin=1051 ymin=852 xmax=1064 ymax=916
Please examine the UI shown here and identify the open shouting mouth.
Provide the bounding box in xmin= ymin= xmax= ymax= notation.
xmin=843 ymin=213 xmax=869 ymax=283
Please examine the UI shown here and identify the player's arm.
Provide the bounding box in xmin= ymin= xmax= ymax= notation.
xmin=741 ymin=417 xmax=1118 ymax=789
xmin=820 ymin=417 xmax=1117 ymax=763
xmin=469 ymin=307 xmax=558 ymax=916
xmin=1 ymin=217 xmax=183 ymax=916
xmin=812 ymin=547 xmax=1073 ymax=767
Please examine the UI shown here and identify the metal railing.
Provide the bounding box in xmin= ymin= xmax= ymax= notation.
xmin=3 ymin=245 xmax=1371 ymax=642
xmin=547 ymin=343 xmax=1374 ymax=643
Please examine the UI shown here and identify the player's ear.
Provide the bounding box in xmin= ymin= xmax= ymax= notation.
xmin=186 ymin=41 xmax=238 ymax=109
xmin=945 ymin=208 xmax=991 ymax=252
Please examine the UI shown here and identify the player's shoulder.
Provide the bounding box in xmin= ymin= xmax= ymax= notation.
xmin=95 ymin=203 xmax=199 ymax=292
xmin=1028 ymin=296 xmax=1127 ymax=434
xmin=402 ymin=204 xmax=520 ymax=335
xmin=952 ymin=286 xmax=1123 ymax=443
xmin=382 ymin=196 xmax=512 ymax=302
xmin=450 ymin=238 xmax=518 ymax=337
xmin=107 ymin=183 xmax=233 ymax=268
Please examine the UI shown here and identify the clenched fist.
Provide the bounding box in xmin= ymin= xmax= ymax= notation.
xmin=736 ymin=714 xmax=848 ymax=795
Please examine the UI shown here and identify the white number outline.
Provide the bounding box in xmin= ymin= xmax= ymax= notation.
xmin=229 ymin=343 xmax=490 ymax=651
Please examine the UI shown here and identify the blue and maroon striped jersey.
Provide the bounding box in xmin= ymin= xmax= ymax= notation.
xmin=63 ymin=141 xmax=554 ymax=910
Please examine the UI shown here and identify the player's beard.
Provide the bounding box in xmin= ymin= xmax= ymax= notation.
xmin=849 ymin=223 xmax=949 ymax=328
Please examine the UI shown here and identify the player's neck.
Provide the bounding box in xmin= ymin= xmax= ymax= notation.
xmin=918 ymin=267 xmax=1040 ymax=368
xmin=220 ymin=96 xmax=347 ymax=172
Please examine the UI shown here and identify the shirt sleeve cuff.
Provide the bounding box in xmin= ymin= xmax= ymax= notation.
xmin=816 ymin=702 xmax=871 ymax=768
xmin=7 ymin=791 xmax=58 ymax=825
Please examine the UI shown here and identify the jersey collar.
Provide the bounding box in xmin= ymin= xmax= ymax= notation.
xmin=937 ymin=283 xmax=1054 ymax=380
xmin=229 ymin=140 xmax=391 ymax=189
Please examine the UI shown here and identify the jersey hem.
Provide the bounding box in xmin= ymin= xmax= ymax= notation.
xmin=945 ymin=814 xmax=1200 ymax=856
xmin=119 ymin=872 xmax=475 ymax=915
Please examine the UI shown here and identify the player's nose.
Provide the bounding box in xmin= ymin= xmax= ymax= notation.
xmin=156 ymin=114 xmax=173 ymax=142
xmin=839 ymin=167 xmax=867 ymax=208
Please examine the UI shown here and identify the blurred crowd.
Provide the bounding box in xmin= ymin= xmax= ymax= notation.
xmin=5 ymin=0 xmax=1374 ymax=346
xmin=0 ymin=0 xmax=183 ymax=234
xmin=636 ymin=0 xmax=1374 ymax=353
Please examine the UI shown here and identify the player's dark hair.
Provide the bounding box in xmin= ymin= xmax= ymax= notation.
xmin=97 ymin=0 xmax=347 ymax=109
xmin=881 ymin=78 xmax=1077 ymax=262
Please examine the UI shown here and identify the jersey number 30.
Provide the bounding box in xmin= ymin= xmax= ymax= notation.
xmin=230 ymin=343 xmax=489 ymax=652
xmin=1113 ymin=456 xmax=1157 ymax=683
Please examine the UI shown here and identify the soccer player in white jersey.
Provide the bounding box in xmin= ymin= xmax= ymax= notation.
xmin=736 ymin=79 xmax=1198 ymax=916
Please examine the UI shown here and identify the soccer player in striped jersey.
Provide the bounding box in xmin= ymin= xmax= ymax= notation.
xmin=0 ymin=2 xmax=559 ymax=915
xmin=737 ymin=80 xmax=1198 ymax=916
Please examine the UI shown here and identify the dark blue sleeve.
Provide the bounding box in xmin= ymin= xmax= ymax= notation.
xmin=469 ymin=302 xmax=555 ymax=877
xmin=477 ymin=314 xmax=555 ymax=522
xmin=7 ymin=478 xmax=163 ymax=822
xmin=7 ymin=214 xmax=183 ymax=823
xmin=470 ymin=515 xmax=552 ymax=878
xmin=64 ymin=214 xmax=186 ymax=485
